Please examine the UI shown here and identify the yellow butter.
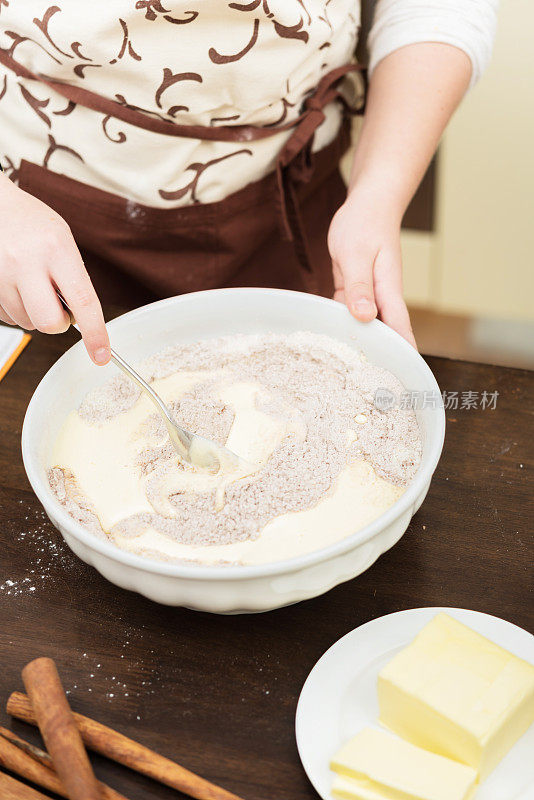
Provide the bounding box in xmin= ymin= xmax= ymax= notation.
xmin=330 ymin=727 xmax=477 ymax=800
xmin=378 ymin=613 xmax=534 ymax=780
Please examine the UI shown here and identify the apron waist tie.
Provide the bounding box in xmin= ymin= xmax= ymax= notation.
xmin=275 ymin=64 xmax=364 ymax=272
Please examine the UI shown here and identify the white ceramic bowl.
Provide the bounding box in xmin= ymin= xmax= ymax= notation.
xmin=22 ymin=289 xmax=445 ymax=613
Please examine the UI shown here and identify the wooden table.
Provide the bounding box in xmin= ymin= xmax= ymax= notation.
xmin=0 ymin=320 xmax=532 ymax=800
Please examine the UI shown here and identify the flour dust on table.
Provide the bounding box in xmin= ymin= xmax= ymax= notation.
xmin=49 ymin=332 xmax=422 ymax=566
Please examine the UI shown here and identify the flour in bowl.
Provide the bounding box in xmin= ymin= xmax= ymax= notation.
xmin=48 ymin=332 xmax=422 ymax=565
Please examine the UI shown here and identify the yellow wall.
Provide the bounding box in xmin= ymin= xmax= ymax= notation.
xmin=435 ymin=0 xmax=534 ymax=320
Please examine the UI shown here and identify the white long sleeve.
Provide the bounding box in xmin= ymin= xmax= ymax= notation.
xmin=367 ymin=0 xmax=499 ymax=87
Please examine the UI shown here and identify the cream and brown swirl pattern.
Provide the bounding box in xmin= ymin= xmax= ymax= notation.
xmin=0 ymin=1 xmax=359 ymax=206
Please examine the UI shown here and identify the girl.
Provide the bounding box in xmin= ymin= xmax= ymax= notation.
xmin=0 ymin=1 xmax=497 ymax=363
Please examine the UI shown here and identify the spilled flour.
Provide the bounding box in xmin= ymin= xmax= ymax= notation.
xmin=49 ymin=332 xmax=422 ymax=565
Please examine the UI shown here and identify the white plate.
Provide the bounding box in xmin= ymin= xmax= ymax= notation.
xmin=296 ymin=607 xmax=534 ymax=800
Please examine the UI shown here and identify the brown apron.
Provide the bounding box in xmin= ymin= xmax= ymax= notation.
xmin=0 ymin=50 xmax=363 ymax=304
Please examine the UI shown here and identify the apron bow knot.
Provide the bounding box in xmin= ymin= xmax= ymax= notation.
xmin=275 ymin=63 xmax=363 ymax=272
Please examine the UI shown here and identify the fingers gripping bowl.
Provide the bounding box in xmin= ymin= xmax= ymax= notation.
xmin=22 ymin=289 xmax=445 ymax=613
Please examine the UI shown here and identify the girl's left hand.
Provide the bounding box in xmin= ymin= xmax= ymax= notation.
xmin=328 ymin=184 xmax=417 ymax=348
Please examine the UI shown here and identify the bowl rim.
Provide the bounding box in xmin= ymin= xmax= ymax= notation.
xmin=22 ymin=288 xmax=445 ymax=581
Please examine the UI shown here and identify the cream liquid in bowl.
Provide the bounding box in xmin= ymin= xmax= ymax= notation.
xmin=48 ymin=331 xmax=422 ymax=566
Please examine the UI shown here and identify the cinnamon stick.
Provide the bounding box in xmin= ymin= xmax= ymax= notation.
xmin=22 ymin=658 xmax=101 ymax=800
xmin=8 ymin=691 xmax=245 ymax=800
xmin=0 ymin=727 xmax=129 ymax=800
xmin=0 ymin=769 xmax=52 ymax=800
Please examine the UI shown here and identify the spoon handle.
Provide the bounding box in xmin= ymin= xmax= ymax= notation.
xmin=108 ymin=347 xmax=192 ymax=453
xmin=55 ymin=291 xmax=192 ymax=456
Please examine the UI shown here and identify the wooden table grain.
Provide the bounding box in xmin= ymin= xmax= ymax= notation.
xmin=0 ymin=317 xmax=532 ymax=800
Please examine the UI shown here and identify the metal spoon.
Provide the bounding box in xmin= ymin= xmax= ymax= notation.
xmin=56 ymin=292 xmax=250 ymax=474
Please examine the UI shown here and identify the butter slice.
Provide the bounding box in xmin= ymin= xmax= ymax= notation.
xmin=378 ymin=613 xmax=534 ymax=780
xmin=330 ymin=727 xmax=477 ymax=800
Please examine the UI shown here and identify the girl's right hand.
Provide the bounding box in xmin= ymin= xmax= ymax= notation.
xmin=0 ymin=173 xmax=110 ymax=364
